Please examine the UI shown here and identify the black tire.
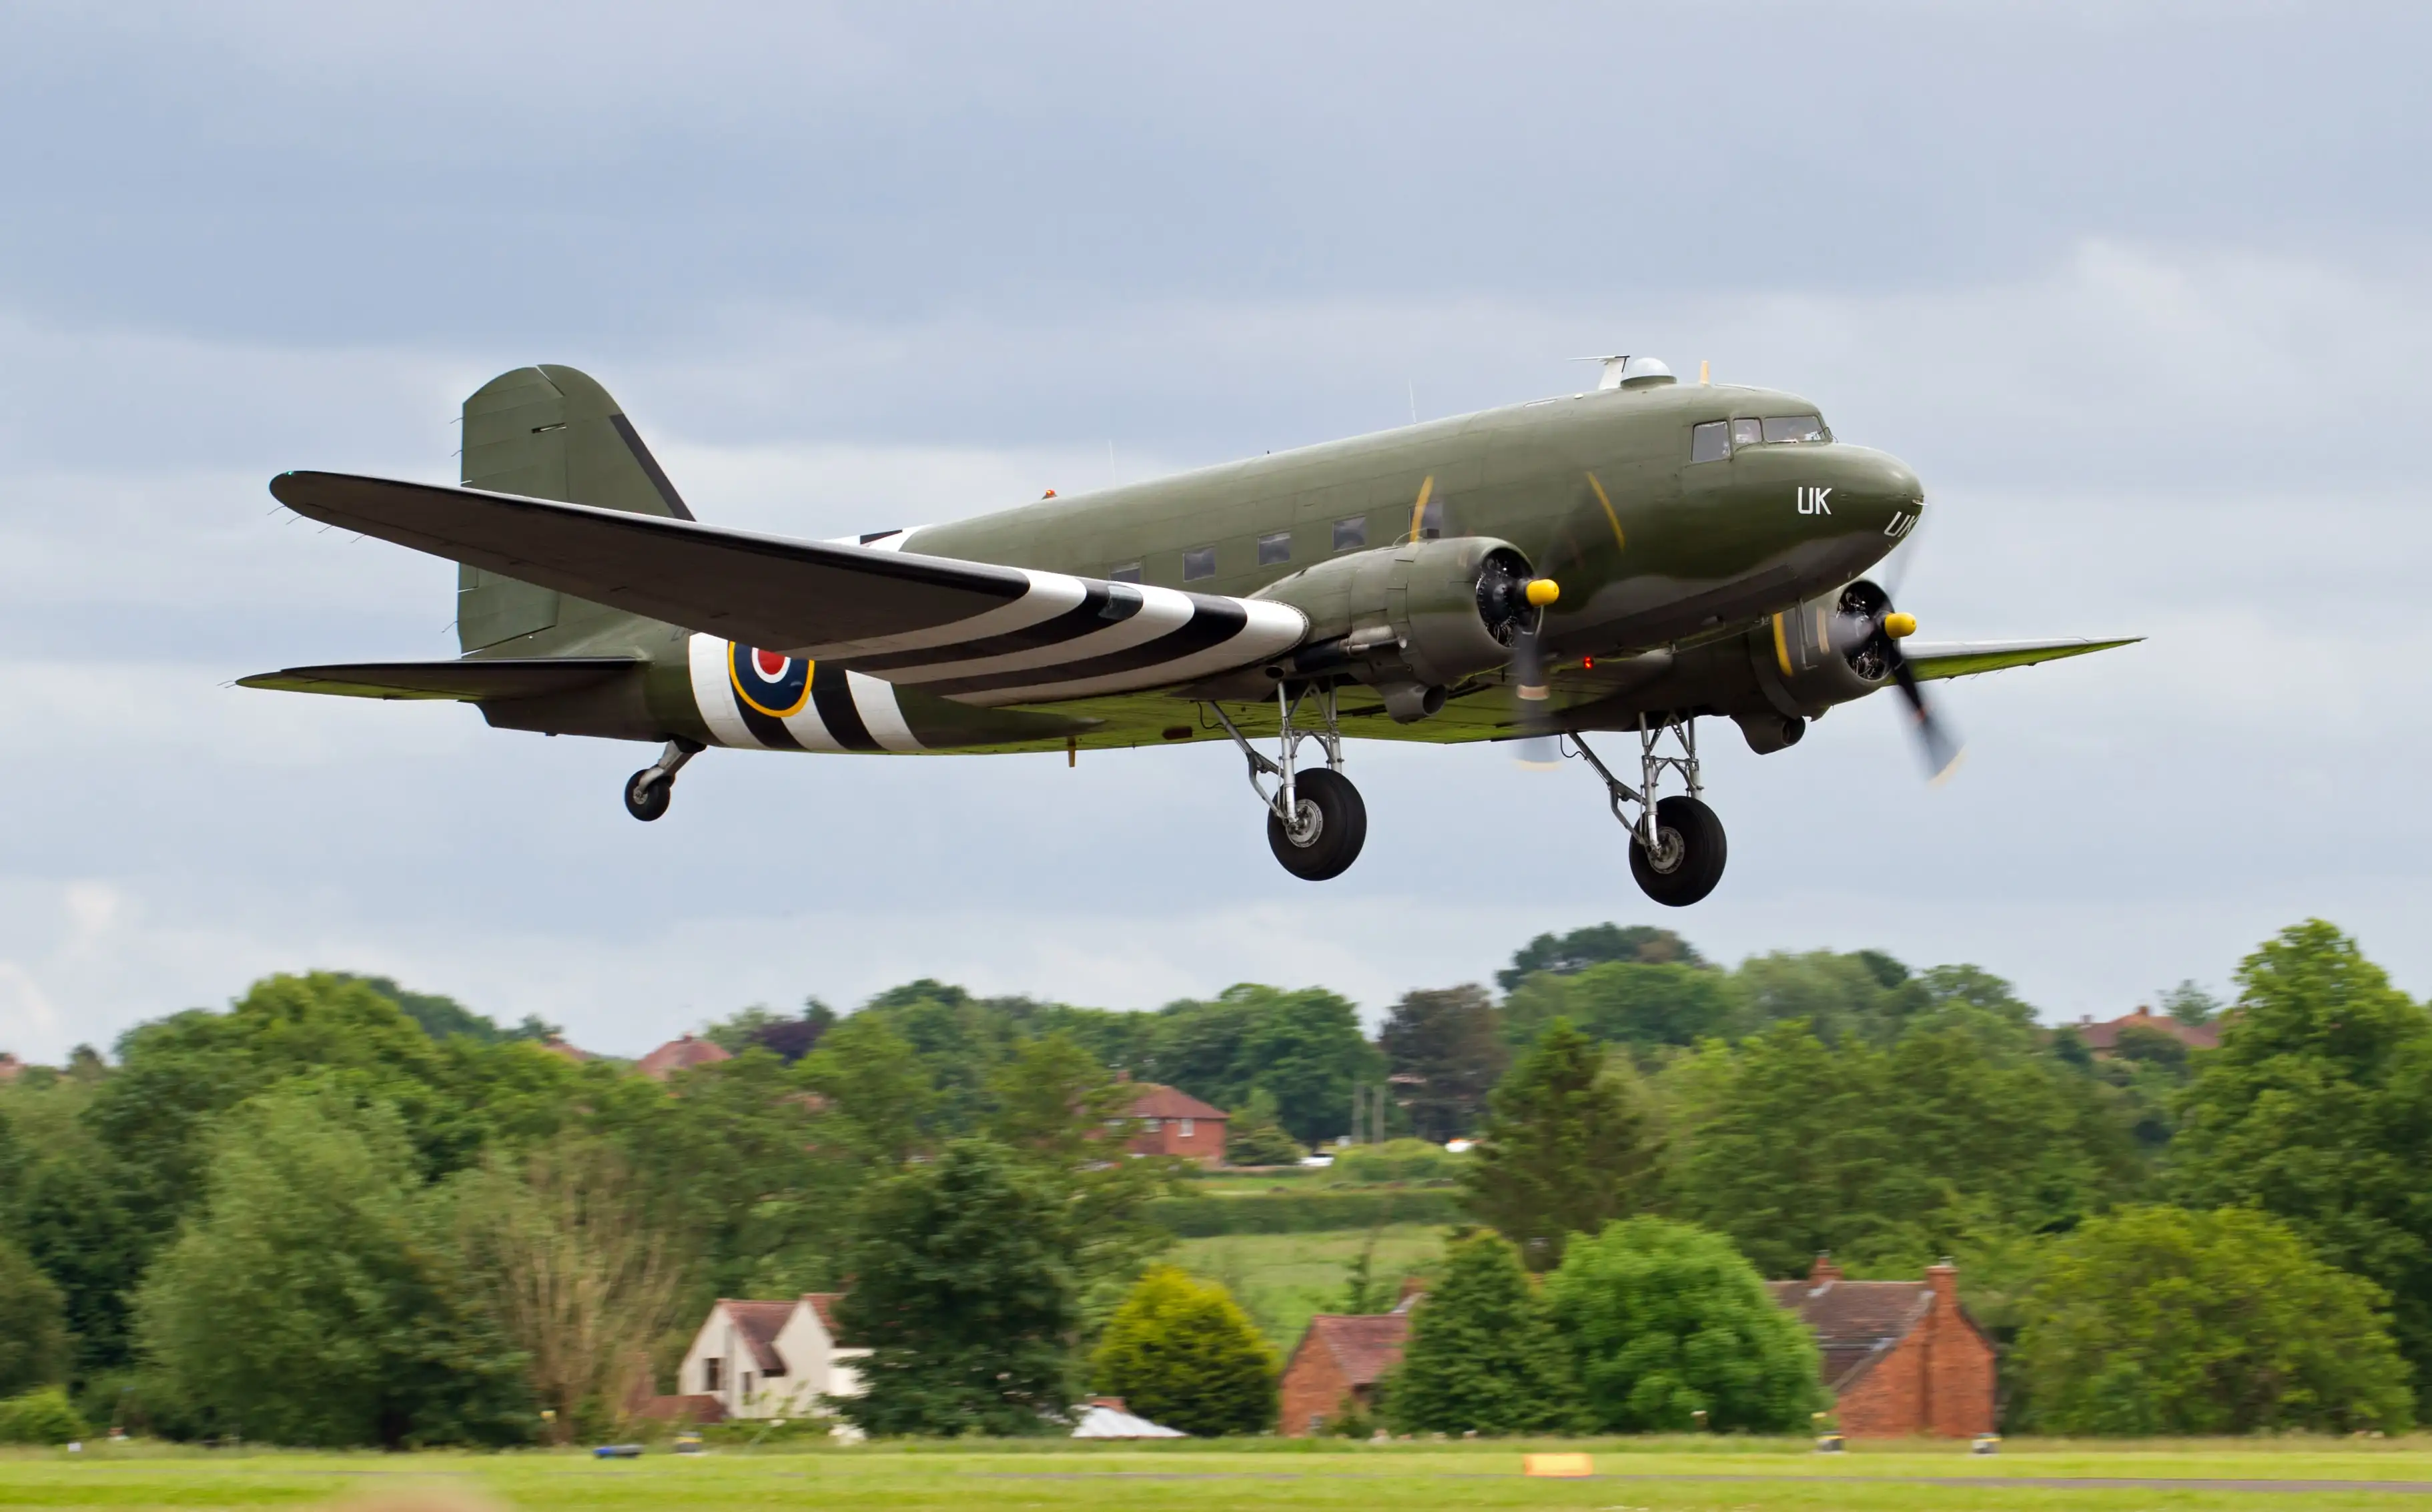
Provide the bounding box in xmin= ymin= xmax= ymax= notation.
xmin=1629 ymin=795 xmax=1727 ymax=906
xmin=1266 ymin=768 xmax=1368 ymax=881
xmin=624 ymin=769 xmax=673 ymax=823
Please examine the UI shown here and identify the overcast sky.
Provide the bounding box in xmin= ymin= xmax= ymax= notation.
xmin=2 ymin=2 xmax=2427 ymax=1060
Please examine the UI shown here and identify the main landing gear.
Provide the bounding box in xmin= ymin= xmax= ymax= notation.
xmin=1208 ymin=684 xmax=1368 ymax=881
xmin=623 ymin=737 xmax=702 ymax=822
xmin=1568 ymin=717 xmax=1728 ymax=907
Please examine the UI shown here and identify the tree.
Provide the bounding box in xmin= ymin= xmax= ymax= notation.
xmin=1090 ymin=1266 xmax=1276 ymax=1435
xmin=135 ymin=1084 xmax=532 ymax=1447
xmin=1238 ymin=987 xmax=1377 ymax=1145
xmin=342 ymin=974 xmax=557 ymax=1045
xmin=449 ymin=1143 xmax=691 ymax=1442
xmin=1386 ymin=1232 xmax=1582 ymax=1435
xmin=1544 ymin=1217 xmax=1823 ymax=1433
xmin=0 ymin=1237 xmax=68 ymax=1397
xmin=2158 ymin=980 xmax=2222 ymax=1027
xmin=1497 ymin=925 xmax=1704 ymax=993
xmin=1223 ymin=1089 xmax=1305 ymax=1166
xmin=2169 ymin=921 xmax=2432 ymax=1380
xmin=1501 ymin=960 xmax=1732 ymax=1054
xmin=2016 ymin=1206 xmax=2413 ymax=1435
xmin=0 ymin=1386 xmax=87 ymax=1445
xmin=833 ymin=1140 xmax=1080 ymax=1436
xmin=799 ymin=1013 xmax=935 ymax=1166
xmin=1378 ymin=986 xmax=1507 ymax=1140
xmin=1461 ymin=1020 xmax=1662 ymax=1269
xmin=1726 ymin=950 xmax=1928 ymax=1046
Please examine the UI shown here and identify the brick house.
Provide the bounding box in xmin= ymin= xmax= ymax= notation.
xmin=1765 ymin=1255 xmax=1996 ymax=1437
xmin=1278 ymin=1310 xmax=1412 ymax=1436
xmin=2070 ymin=1008 xmax=2221 ymax=1056
xmin=1122 ymin=1082 xmax=1228 ymax=1167
xmin=1278 ymin=1256 xmax=1993 ymax=1438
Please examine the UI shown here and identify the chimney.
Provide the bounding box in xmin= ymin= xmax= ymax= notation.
xmin=1926 ymin=1257 xmax=1958 ymax=1308
xmin=1808 ymin=1252 xmax=1843 ymax=1285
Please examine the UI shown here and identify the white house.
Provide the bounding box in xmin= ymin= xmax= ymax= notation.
xmin=674 ymin=1293 xmax=868 ymax=1419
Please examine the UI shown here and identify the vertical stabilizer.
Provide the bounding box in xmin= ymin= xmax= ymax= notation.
xmin=456 ymin=365 xmax=691 ymax=651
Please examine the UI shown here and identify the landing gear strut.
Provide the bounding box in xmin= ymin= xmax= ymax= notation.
xmin=1208 ymin=683 xmax=1367 ymax=881
xmin=1569 ymin=717 xmax=1727 ymax=906
xmin=623 ymin=738 xmax=702 ymax=823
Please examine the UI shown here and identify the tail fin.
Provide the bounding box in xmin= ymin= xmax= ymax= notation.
xmin=456 ymin=365 xmax=692 ymax=652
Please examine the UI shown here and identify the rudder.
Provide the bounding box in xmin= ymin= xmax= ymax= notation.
xmin=456 ymin=365 xmax=692 ymax=652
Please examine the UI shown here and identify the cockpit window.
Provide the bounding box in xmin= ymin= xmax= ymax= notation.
xmin=1729 ymin=417 xmax=1763 ymax=448
xmin=1761 ymin=414 xmax=1830 ymax=444
xmin=1691 ymin=422 xmax=1728 ymax=463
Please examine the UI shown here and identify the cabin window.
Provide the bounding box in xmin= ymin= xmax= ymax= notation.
xmin=1182 ymin=546 xmax=1217 ymax=581
xmin=1729 ymin=416 xmax=1763 ymax=448
xmin=1691 ymin=422 xmax=1728 ymax=462
xmin=1762 ymin=414 xmax=1830 ymax=444
xmin=1257 ymin=530 xmax=1292 ymax=566
xmin=704 ymin=1357 xmax=723 ymax=1391
xmin=1332 ymin=516 xmax=1367 ymax=551
xmin=1415 ymin=494 xmax=1445 ymax=540
xmin=1108 ymin=562 xmax=1142 ymax=583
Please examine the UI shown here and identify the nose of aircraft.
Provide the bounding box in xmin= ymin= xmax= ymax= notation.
xmin=1830 ymin=446 xmax=1924 ymax=526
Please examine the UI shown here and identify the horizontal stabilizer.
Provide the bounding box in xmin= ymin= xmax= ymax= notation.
xmin=238 ymin=657 xmax=641 ymax=702
xmin=1904 ymin=637 xmax=2141 ymax=682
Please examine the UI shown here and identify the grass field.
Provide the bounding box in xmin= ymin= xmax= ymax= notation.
xmin=5 ymin=1439 xmax=2432 ymax=1511
xmin=1169 ymin=1223 xmax=1451 ymax=1349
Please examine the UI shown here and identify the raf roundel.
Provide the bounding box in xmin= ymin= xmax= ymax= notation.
xmin=728 ymin=643 xmax=811 ymax=718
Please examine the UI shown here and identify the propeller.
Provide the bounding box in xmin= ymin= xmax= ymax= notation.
xmin=1502 ymin=571 xmax=1563 ymax=769
xmin=1831 ymin=587 xmax=1962 ymax=781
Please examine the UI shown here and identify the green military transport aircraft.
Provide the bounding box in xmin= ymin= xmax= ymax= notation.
xmin=246 ymin=359 xmax=2133 ymax=905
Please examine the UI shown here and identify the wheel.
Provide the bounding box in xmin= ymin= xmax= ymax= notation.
xmin=1628 ymin=795 xmax=1726 ymax=906
xmin=623 ymin=769 xmax=673 ymax=822
xmin=1266 ymin=768 xmax=1368 ymax=881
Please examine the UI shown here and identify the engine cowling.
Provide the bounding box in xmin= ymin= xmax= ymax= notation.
xmin=1252 ymin=536 xmax=1535 ymax=719
xmin=1747 ymin=579 xmax=1895 ymax=719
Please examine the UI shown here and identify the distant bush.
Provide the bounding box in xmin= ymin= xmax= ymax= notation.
xmin=1145 ymin=1190 xmax=1463 ymax=1237
xmin=0 ymin=1386 xmax=89 ymax=1445
xmin=1324 ymin=1140 xmax=1461 ymax=1186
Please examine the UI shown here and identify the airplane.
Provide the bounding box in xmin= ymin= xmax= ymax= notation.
xmin=244 ymin=359 xmax=2134 ymax=906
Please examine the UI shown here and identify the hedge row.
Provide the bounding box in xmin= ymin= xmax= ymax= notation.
xmin=1146 ymin=1190 xmax=1467 ymax=1236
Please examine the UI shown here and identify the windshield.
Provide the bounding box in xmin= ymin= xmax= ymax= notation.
xmin=1761 ymin=414 xmax=1830 ymax=444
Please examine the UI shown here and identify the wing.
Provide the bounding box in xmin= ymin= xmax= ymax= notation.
xmin=1903 ymin=637 xmax=2142 ymax=681
xmin=236 ymin=658 xmax=641 ymax=701
xmin=269 ymin=471 xmax=1306 ymax=706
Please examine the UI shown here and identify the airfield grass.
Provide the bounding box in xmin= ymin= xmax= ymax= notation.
xmin=7 ymin=1438 xmax=2432 ymax=1512
xmin=1169 ymin=1223 xmax=1451 ymax=1349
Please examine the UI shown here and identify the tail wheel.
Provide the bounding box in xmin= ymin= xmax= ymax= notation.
xmin=1266 ymin=768 xmax=1368 ymax=881
xmin=1629 ymin=795 xmax=1726 ymax=906
xmin=624 ymin=770 xmax=673 ymax=822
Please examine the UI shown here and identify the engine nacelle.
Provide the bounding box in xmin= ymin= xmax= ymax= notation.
xmin=1746 ymin=579 xmax=1894 ymax=719
xmin=1253 ymin=535 xmax=1535 ymax=718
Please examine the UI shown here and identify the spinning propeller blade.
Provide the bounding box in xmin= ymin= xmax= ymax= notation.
xmin=1508 ymin=577 xmax=1562 ymax=769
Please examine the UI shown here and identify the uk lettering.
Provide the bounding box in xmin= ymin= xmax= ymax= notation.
xmin=1796 ymin=485 xmax=1834 ymax=515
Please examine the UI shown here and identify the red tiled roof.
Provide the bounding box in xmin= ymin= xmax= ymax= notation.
xmin=719 ymin=1299 xmax=795 ymax=1375
xmin=540 ymin=1037 xmax=592 ymax=1062
xmin=637 ymin=1034 xmax=733 ymax=1080
xmin=803 ymin=1292 xmax=857 ymax=1347
xmin=1301 ymin=1313 xmax=1411 ymax=1388
xmin=2072 ymin=1010 xmax=2220 ymax=1053
xmin=1128 ymin=1083 xmax=1228 ymax=1120
xmin=1765 ymin=1278 xmax=1935 ymax=1391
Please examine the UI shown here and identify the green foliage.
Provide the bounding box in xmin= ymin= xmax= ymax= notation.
xmin=799 ymin=1013 xmax=935 ymax=1166
xmin=1667 ymin=1005 xmax=2142 ymax=1277
xmin=0 ymin=1236 xmax=69 ymax=1396
xmin=1461 ymin=1020 xmax=1662 ymax=1268
xmin=0 ymin=1385 xmax=88 ymax=1445
xmin=1385 ymin=1232 xmax=1583 ymax=1435
xmin=1324 ymin=1138 xmax=1460 ymax=1186
xmin=133 ymin=1085 xmax=534 ymax=1447
xmin=1378 ymin=986 xmax=1507 ymax=1140
xmin=1497 ymin=924 xmax=1704 ymax=993
xmin=1091 ymin=1265 xmax=1277 ymax=1435
xmin=833 ymin=1140 xmax=1080 ymax=1437
xmin=1126 ymin=986 xmax=1380 ymax=1144
xmin=1223 ymin=1089 xmax=1306 ymax=1166
xmin=1545 ymin=1217 xmax=1823 ymax=1433
xmin=2168 ymin=920 xmax=2432 ymax=1381
xmin=342 ymin=974 xmax=558 ymax=1046
xmin=1146 ymin=1190 xmax=1465 ymax=1237
xmin=2159 ymin=979 xmax=2224 ymax=1027
xmin=2016 ymin=1205 xmax=2413 ymax=1435
xmin=1501 ymin=961 xmax=1733 ymax=1054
